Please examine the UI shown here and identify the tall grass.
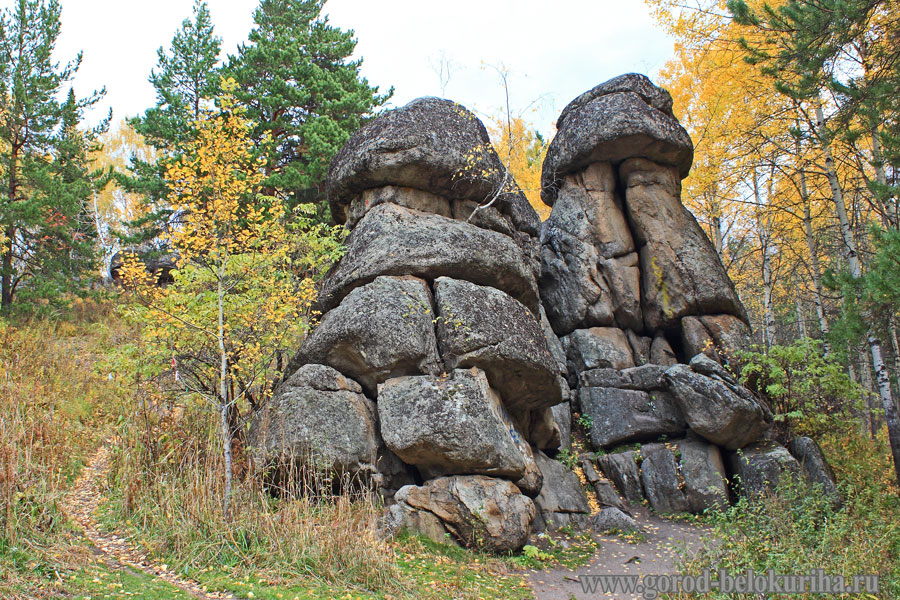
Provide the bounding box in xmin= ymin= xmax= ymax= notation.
xmin=671 ymin=429 xmax=900 ymax=599
xmin=104 ymin=389 xmax=402 ymax=593
xmin=0 ymin=299 xmax=129 ymax=595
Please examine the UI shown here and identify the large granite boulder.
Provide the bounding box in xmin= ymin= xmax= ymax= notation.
xmin=384 ymin=476 xmax=536 ymax=553
xmin=639 ymin=439 xmax=729 ymax=514
xmin=377 ymin=368 xmax=528 ymax=480
xmin=318 ymin=203 xmax=540 ymax=314
xmin=726 ymin=441 xmax=802 ymax=497
xmin=531 ymin=452 xmax=591 ymax=532
xmin=579 ymin=387 xmax=685 ymax=448
xmin=620 ymin=159 xmax=748 ymax=331
xmin=434 ymin=277 xmax=565 ymax=411
xmin=596 ymin=450 xmax=644 ymax=504
xmin=326 ymin=97 xmax=539 ymax=238
xmin=563 ymin=327 xmax=636 ymax=374
xmin=788 ymin=436 xmax=840 ymax=503
xmin=289 ymin=276 xmax=442 ymax=396
xmin=664 ymin=364 xmax=769 ymax=450
xmin=249 ymin=365 xmax=382 ymax=487
xmin=542 ymin=75 xmax=693 ymax=205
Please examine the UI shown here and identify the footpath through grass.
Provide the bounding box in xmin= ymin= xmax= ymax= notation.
xmin=0 ymin=302 xmax=593 ymax=600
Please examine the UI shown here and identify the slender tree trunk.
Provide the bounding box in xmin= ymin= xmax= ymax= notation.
xmin=796 ymin=297 xmax=807 ymax=338
xmin=862 ymin=349 xmax=877 ymax=440
xmin=218 ymin=266 xmax=233 ymax=518
xmin=799 ymin=161 xmax=830 ymax=352
xmin=815 ymin=101 xmax=900 ymax=489
xmin=753 ymin=169 xmax=777 ymax=350
xmin=2 ymin=147 xmax=19 ymax=310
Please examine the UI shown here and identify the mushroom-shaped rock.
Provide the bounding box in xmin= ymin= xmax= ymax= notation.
xmin=326 ymin=97 xmax=539 ymax=237
xmin=541 ymin=74 xmax=693 ymax=205
xmin=434 ymin=277 xmax=566 ymax=412
xmin=383 ymin=475 xmax=536 ymax=553
xmin=249 ymin=364 xmax=382 ymax=487
xmin=377 ymin=368 xmax=529 ymax=480
xmin=289 ymin=276 xmax=442 ymax=396
xmin=317 ymin=203 xmax=541 ymax=315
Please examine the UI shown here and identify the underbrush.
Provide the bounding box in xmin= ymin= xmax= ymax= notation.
xmin=101 ymin=362 xmax=533 ymax=599
xmin=669 ymin=429 xmax=900 ymax=599
xmin=0 ymin=299 xmax=132 ymax=598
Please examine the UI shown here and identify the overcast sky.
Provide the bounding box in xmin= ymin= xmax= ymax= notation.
xmin=26 ymin=0 xmax=674 ymax=135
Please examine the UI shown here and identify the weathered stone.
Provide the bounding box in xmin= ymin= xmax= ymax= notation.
xmin=250 ymin=365 xmax=381 ymax=485
xmin=788 ymin=437 xmax=840 ymax=503
xmin=621 ymin=364 xmax=669 ymax=391
xmin=579 ymin=368 xmax=631 ymax=390
xmin=557 ymin=73 xmax=676 ymax=130
xmin=579 ymin=387 xmax=685 ymax=448
xmin=591 ymin=507 xmax=639 ymax=533
xmin=540 ymin=307 xmax=568 ymax=375
xmin=540 ymin=224 xmax=615 ymax=335
xmin=533 ymin=451 xmax=591 ymax=531
xmin=594 ymin=480 xmax=628 ymax=512
xmin=552 ymin=402 xmax=572 ymax=453
xmin=319 ymin=203 xmax=540 ymax=314
xmin=650 ymin=335 xmax=678 ymax=366
xmin=434 ymin=277 xmax=565 ymax=411
xmin=677 ymin=437 xmax=730 ymax=511
xmin=627 ymin=330 xmax=653 ymax=366
xmin=511 ymin=406 xmax=562 ymax=450
xmin=547 ymin=164 xmax=634 ymax=256
xmin=640 ymin=443 xmax=690 ymax=514
xmin=290 ymin=276 xmax=441 ymax=396
xmin=596 ymin=451 xmax=644 ymax=504
xmin=377 ymin=368 xmax=527 ymax=479
xmin=381 ymin=501 xmax=450 ymax=544
xmin=564 ymin=327 xmax=635 ymax=374
xmin=621 ymin=159 xmax=747 ymax=331
xmin=664 ymin=364 xmax=768 ymax=450
xmin=640 ymin=439 xmax=728 ymax=514
xmin=542 ymin=79 xmax=693 ymax=205
xmin=727 ymin=441 xmax=802 ymax=497
xmin=326 ymin=97 xmax=540 ymax=239
xmin=688 ymin=353 xmax=738 ymax=385
xmin=389 ymin=476 xmax=536 ymax=553
xmin=600 ymin=253 xmax=643 ymax=330
xmin=346 ymin=186 xmax=452 ymax=229
xmin=700 ymin=314 xmax=753 ymax=362
xmin=681 ymin=316 xmax=717 ymax=362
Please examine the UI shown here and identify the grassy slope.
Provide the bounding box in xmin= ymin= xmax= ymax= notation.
xmin=0 ymin=303 xmax=592 ymax=600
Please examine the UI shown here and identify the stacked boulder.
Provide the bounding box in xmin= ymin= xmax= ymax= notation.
xmin=251 ymin=98 xmax=580 ymax=553
xmin=251 ymin=76 xmax=841 ymax=553
xmin=538 ymin=74 xmax=823 ymax=514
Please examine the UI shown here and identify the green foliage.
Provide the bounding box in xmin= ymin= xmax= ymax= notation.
xmin=556 ymin=448 xmax=577 ymax=470
xmin=225 ymin=0 xmax=391 ymax=214
xmin=679 ymin=430 xmax=900 ymax=599
xmin=739 ymin=338 xmax=863 ymax=437
xmin=126 ymin=0 xmax=222 ymax=243
xmin=0 ymin=0 xmax=106 ymax=308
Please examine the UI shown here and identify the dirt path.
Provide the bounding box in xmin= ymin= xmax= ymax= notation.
xmin=528 ymin=506 xmax=711 ymax=600
xmin=63 ymin=441 xmax=239 ymax=600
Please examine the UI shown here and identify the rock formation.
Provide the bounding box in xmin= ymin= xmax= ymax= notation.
xmin=251 ymin=97 xmax=570 ymax=553
xmin=251 ymin=75 xmax=839 ymax=553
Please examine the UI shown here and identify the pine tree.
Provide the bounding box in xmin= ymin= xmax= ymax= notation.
xmin=225 ymin=0 xmax=391 ymax=213
xmin=0 ymin=0 xmax=104 ymax=308
xmin=127 ymin=0 xmax=222 ymax=243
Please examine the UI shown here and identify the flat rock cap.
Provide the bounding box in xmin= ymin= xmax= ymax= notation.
xmin=325 ymin=97 xmax=509 ymax=223
xmin=541 ymin=74 xmax=693 ymax=205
